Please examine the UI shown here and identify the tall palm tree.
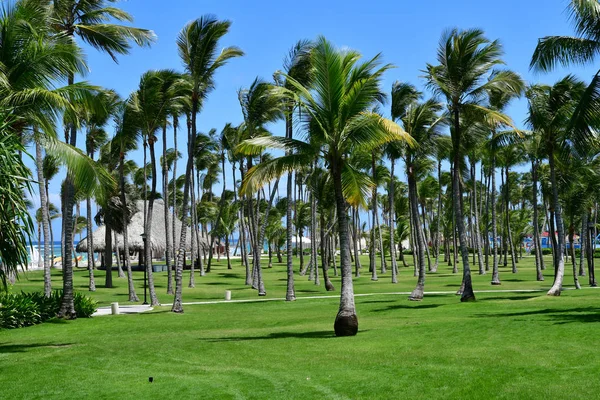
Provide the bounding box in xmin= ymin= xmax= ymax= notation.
xmin=525 ymin=77 xmax=586 ymax=295
xmin=240 ymin=37 xmax=412 ymax=336
xmin=400 ymin=99 xmax=445 ymax=300
xmin=531 ymin=0 xmax=600 ymax=152
xmin=280 ymin=39 xmax=313 ymax=301
xmin=172 ymin=16 xmax=243 ymax=313
xmin=425 ymin=28 xmax=522 ymax=302
xmin=51 ymin=0 xmax=155 ymax=317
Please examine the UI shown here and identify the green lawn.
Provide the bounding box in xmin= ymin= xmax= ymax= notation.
xmin=2 ymin=255 xmax=600 ymax=399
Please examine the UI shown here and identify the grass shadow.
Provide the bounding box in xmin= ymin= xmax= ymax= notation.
xmin=373 ymin=303 xmax=442 ymax=312
xmin=203 ymin=330 xmax=369 ymax=342
xmin=0 ymin=343 xmax=73 ymax=353
xmin=480 ymin=295 xmax=541 ymax=301
xmin=478 ymin=307 xmax=600 ymax=324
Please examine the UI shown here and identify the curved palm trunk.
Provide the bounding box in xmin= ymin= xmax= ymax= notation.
xmin=162 ymin=124 xmax=173 ymax=295
xmin=547 ymin=151 xmax=566 ymax=296
xmin=332 ymin=160 xmax=358 ymax=336
xmin=172 ymin=103 xmax=200 ymax=313
xmin=532 ymin=161 xmax=544 ymax=281
xmin=119 ymin=155 xmax=139 ymax=302
xmin=352 ymin=207 xmax=361 ymax=277
xmin=505 ymin=167 xmax=518 ymax=273
xmin=568 ymin=221 xmax=581 ymax=289
xmin=579 ymin=214 xmax=586 ymax=277
xmin=370 ymin=157 xmax=378 ymax=281
xmin=35 ymin=141 xmax=52 ymax=297
xmin=321 ymin=213 xmax=335 ymax=291
xmin=433 ymin=160 xmax=443 ymax=273
xmin=471 ymin=160 xmax=484 ymax=275
xmin=145 ymin=140 xmax=160 ymax=306
xmin=491 ymin=154 xmax=501 ymax=285
xmin=85 ymin=197 xmax=96 ymax=291
xmin=389 ymin=158 xmax=399 ymax=282
xmin=408 ymin=164 xmax=426 ymax=301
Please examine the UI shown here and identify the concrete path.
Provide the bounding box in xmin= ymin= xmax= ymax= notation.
xmin=93 ymin=286 xmax=599 ymax=315
xmin=93 ymin=304 xmax=153 ymax=316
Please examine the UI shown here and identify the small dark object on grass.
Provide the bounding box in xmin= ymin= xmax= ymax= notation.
xmin=149 ymin=377 xmax=153 ymax=383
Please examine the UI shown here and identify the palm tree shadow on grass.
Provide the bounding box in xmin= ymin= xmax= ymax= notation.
xmin=478 ymin=307 xmax=600 ymax=324
xmin=0 ymin=343 xmax=73 ymax=353
xmin=373 ymin=304 xmax=442 ymax=313
xmin=203 ymin=330 xmax=370 ymax=342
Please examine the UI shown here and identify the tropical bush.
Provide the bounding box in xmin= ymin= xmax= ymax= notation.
xmin=0 ymin=291 xmax=97 ymax=329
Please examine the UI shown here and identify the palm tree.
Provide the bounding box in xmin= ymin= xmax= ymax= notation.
xmin=425 ymin=28 xmax=522 ymax=302
xmin=525 ymin=77 xmax=586 ymax=295
xmin=388 ymin=82 xmax=420 ymax=283
xmin=531 ymin=0 xmax=600 ymax=152
xmin=172 ymin=16 xmax=243 ymax=313
xmin=51 ymin=0 xmax=155 ymax=317
xmin=280 ymin=39 xmax=314 ymax=301
xmin=240 ymin=37 xmax=412 ymax=336
xmin=400 ymin=99 xmax=445 ymax=300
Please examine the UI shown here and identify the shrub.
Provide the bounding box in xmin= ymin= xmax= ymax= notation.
xmin=74 ymin=292 xmax=97 ymax=318
xmin=0 ymin=293 xmax=41 ymax=329
xmin=542 ymin=248 xmax=553 ymax=255
xmin=0 ymin=290 xmax=97 ymax=329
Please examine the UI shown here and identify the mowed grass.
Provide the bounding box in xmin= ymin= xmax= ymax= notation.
xmin=2 ymin=254 xmax=600 ymax=399
xmin=11 ymin=253 xmax=568 ymax=306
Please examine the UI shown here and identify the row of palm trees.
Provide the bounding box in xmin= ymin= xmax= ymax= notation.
xmin=13 ymin=0 xmax=600 ymax=337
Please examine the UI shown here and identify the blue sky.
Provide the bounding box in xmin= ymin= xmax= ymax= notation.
xmin=26 ymin=0 xmax=597 ymax=240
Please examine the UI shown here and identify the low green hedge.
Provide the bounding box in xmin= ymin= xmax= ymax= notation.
xmin=0 ymin=290 xmax=97 ymax=329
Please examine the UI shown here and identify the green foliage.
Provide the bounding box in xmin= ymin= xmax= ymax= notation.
xmin=0 ymin=291 xmax=97 ymax=329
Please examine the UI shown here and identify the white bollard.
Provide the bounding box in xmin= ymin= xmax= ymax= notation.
xmin=225 ymin=290 xmax=232 ymax=301
xmin=111 ymin=302 xmax=120 ymax=315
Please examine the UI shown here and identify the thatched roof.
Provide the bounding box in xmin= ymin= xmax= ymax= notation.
xmin=77 ymin=200 xmax=209 ymax=254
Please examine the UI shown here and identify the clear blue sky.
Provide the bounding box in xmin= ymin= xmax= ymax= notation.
xmin=27 ymin=0 xmax=597 ymax=240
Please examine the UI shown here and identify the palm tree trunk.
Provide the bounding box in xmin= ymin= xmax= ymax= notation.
xmin=587 ymin=210 xmax=597 ymax=286
xmin=85 ymin=197 xmax=96 ymax=291
xmin=579 ymin=213 xmax=586 ymax=277
xmin=352 ymin=207 xmax=362 ymax=276
xmin=431 ymin=159 xmax=442 ymax=273
xmin=491 ymin=154 xmax=500 ymax=285
xmin=452 ymin=110 xmax=475 ymax=301
xmin=568 ymin=221 xmax=581 ymax=289
xmin=145 ymin=140 xmax=159 ymax=306
xmin=370 ymin=156 xmax=378 ymax=281
xmin=389 ymin=158 xmax=399 ymax=282
xmin=58 ymin=86 xmax=78 ymax=318
xmin=471 ymin=160 xmax=484 ymax=274
xmin=332 ymin=159 xmax=358 ymax=336
xmin=321 ymin=213 xmax=334 ymax=291
xmin=119 ymin=155 xmax=138 ymax=302
xmin=311 ymin=179 xmax=319 ymax=286
xmin=285 ymin=112 xmax=296 ymax=299
xmin=547 ymin=151 xmax=566 ymax=296
xmin=408 ymin=163 xmax=426 ymax=300
xmin=114 ymin=231 xmax=124 ymax=278
xmin=505 ymin=167 xmax=517 ymax=273
xmin=104 ymin=226 xmax=113 ymax=289
xmin=35 ymin=141 xmax=52 ymax=297
xmin=162 ymin=124 xmax=173 ymax=295
xmin=531 ymin=161 xmax=544 ymax=281
xmin=172 ymin=116 xmax=179 ymax=265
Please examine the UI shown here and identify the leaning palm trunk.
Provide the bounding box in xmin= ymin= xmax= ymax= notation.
xmin=321 ymin=213 xmax=335 ymax=291
xmin=85 ymin=197 xmax=96 ymax=291
xmin=491 ymin=155 xmax=501 ymax=285
xmin=332 ymin=161 xmax=358 ymax=336
xmin=547 ymin=151 xmax=566 ymax=296
xmin=114 ymin=232 xmax=124 ymax=278
xmin=311 ymin=184 xmax=320 ymax=286
xmin=408 ymin=165 xmax=426 ymax=301
xmin=568 ymin=223 xmax=581 ymax=289
xmin=579 ymin=214 xmax=587 ymax=277
xmin=119 ymin=155 xmax=138 ymax=302
xmin=471 ymin=161 xmax=484 ymax=274
xmin=432 ymin=159 xmax=442 ymax=273
xmin=172 ymin=101 xmax=200 ymax=313
xmin=370 ymin=163 xmax=378 ymax=281
xmin=145 ymin=140 xmax=160 ymax=306
xmin=376 ymin=203 xmax=386 ymax=274
xmin=162 ymin=124 xmax=173 ymax=294
xmin=389 ymin=158 xmax=399 ymax=282
xmin=532 ymin=161 xmax=544 ymax=281
xmin=35 ymin=141 xmax=52 ymax=297
xmin=352 ymin=207 xmax=361 ymax=277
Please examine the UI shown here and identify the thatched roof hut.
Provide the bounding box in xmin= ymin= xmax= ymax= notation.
xmin=77 ymin=200 xmax=208 ymax=254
